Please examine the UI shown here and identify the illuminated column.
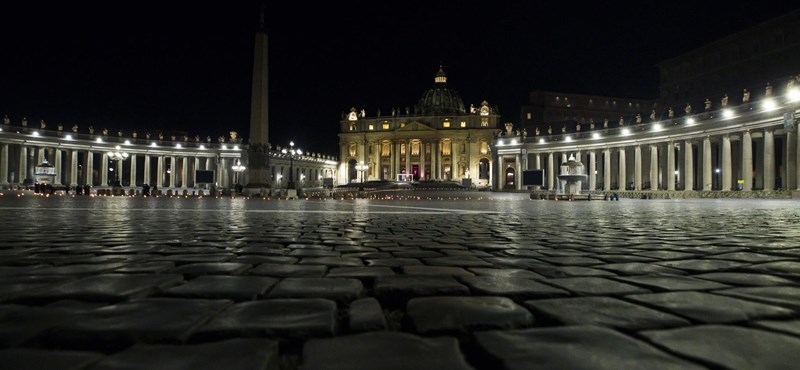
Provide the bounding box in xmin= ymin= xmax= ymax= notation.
xmin=129 ymin=154 xmax=137 ymax=187
xmin=763 ymin=130 xmax=775 ymax=190
xmin=169 ymin=156 xmax=176 ymax=188
xmin=28 ymin=148 xmax=35 ymax=180
xmin=796 ymin=127 xmax=800 ymax=191
xmin=431 ymin=140 xmax=438 ymax=179
xmin=69 ymin=149 xmax=78 ymax=187
xmin=785 ymin=131 xmax=796 ymax=190
xmin=101 ymin=152 xmax=109 ymax=186
xmin=54 ymin=148 xmax=62 ymax=185
xmin=618 ymin=147 xmax=626 ymax=191
xmin=143 ymin=155 xmax=151 ymax=185
xmin=721 ymin=135 xmax=732 ymax=190
xmin=603 ymin=148 xmax=611 ymax=191
xmin=634 ymin=145 xmax=642 ymax=191
xmin=742 ymin=131 xmax=752 ymax=191
xmin=38 ymin=148 xmax=46 ymax=166
xmin=85 ymin=150 xmax=93 ymax=186
xmin=395 ymin=141 xmax=402 ymax=178
xmin=703 ymin=137 xmax=712 ymax=190
xmin=667 ymin=142 xmax=676 ymax=191
xmin=650 ymin=144 xmax=659 ymax=190
xmin=220 ymin=158 xmax=228 ymax=188
xmin=404 ymin=141 xmax=411 ymax=176
xmin=157 ymin=156 xmax=164 ymax=187
xmin=515 ymin=153 xmax=522 ymax=190
xmin=420 ymin=141 xmax=426 ymax=180
xmin=547 ymin=152 xmax=554 ymax=190
xmin=18 ymin=145 xmax=27 ymax=184
xmin=588 ymin=151 xmax=596 ymax=191
xmin=684 ymin=140 xmax=694 ymax=191
xmin=116 ymin=156 xmax=123 ymax=184
xmin=182 ymin=157 xmax=189 ymax=189
xmin=194 ymin=157 xmax=200 ymax=186
xmin=0 ymin=143 xmax=8 ymax=186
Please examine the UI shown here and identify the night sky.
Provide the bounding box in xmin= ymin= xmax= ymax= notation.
xmin=2 ymin=1 xmax=798 ymax=155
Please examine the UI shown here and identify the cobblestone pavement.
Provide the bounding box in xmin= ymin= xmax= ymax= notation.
xmin=1 ymin=193 xmax=799 ymax=369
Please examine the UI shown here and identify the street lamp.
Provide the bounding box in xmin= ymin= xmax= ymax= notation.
xmin=107 ymin=145 xmax=128 ymax=195
xmin=355 ymin=161 xmax=368 ymax=183
xmin=281 ymin=141 xmax=302 ymax=190
xmin=231 ymin=159 xmax=246 ymax=192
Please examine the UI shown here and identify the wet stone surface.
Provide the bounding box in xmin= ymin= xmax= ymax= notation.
xmin=0 ymin=196 xmax=799 ymax=369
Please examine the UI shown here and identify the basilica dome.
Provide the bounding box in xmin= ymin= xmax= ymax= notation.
xmin=416 ymin=66 xmax=466 ymax=116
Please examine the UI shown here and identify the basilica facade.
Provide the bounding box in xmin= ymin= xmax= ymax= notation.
xmin=337 ymin=66 xmax=501 ymax=188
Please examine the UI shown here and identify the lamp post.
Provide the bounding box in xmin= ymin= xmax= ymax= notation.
xmin=281 ymin=141 xmax=302 ymax=190
xmin=231 ymin=159 xmax=246 ymax=193
xmin=107 ymin=145 xmax=128 ymax=195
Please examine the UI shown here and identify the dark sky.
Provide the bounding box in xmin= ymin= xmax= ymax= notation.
xmin=2 ymin=1 xmax=799 ymax=155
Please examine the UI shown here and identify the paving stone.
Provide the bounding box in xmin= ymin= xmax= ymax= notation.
xmin=421 ymin=256 xmax=493 ymax=267
xmin=692 ymin=272 xmax=796 ymax=286
xmin=535 ymin=256 xmax=605 ymax=266
xmin=0 ymin=348 xmax=104 ymax=370
xmin=744 ymin=261 xmax=800 ymax=277
xmin=171 ymin=262 xmax=252 ymax=278
xmin=705 ymin=252 xmax=790 ymax=263
xmin=0 ymin=275 xmax=73 ymax=302
xmin=632 ymin=250 xmax=699 ymax=260
xmin=160 ymin=275 xmax=278 ymax=301
xmin=641 ymin=325 xmax=800 ymax=370
xmin=232 ymin=255 xmax=298 ymax=264
xmin=614 ymin=275 xmax=731 ymax=291
xmin=0 ymin=264 xmax=52 ymax=276
xmin=27 ymin=263 xmax=131 ymax=276
xmin=193 ymin=299 xmax=337 ymax=340
xmin=459 ymin=276 xmax=570 ymax=299
xmin=531 ymin=265 xmax=617 ymax=278
xmin=501 ymin=249 xmax=546 ymax=258
xmin=288 ymin=249 xmax=340 ymax=257
xmin=655 ymin=259 xmax=749 ymax=273
xmin=325 ymin=266 xmax=395 ymax=279
xmin=0 ymin=306 xmax=93 ymax=347
xmin=626 ymin=291 xmax=795 ymax=324
xmin=593 ymin=254 xmax=659 ymax=263
xmin=91 ymin=338 xmax=279 ymax=370
xmin=365 ymin=258 xmax=423 ymax=267
xmin=752 ymin=319 xmax=800 ymax=337
xmin=466 ymin=268 xmax=546 ymax=280
xmin=248 ymin=263 xmax=327 ymax=277
xmin=49 ymin=298 xmax=232 ymax=351
xmin=475 ymin=325 xmax=704 ymax=370
xmin=298 ymin=257 xmax=364 ymax=267
xmin=712 ymin=286 xmax=800 ymax=309
xmin=112 ymin=261 xmax=176 ymax=273
xmin=267 ymin=278 xmax=364 ymax=303
xmin=524 ymin=296 xmax=690 ymax=330
xmin=12 ymin=274 xmax=184 ymax=304
xmin=348 ymin=297 xmax=387 ymax=333
xmin=301 ymin=331 xmax=473 ymax=370
xmin=401 ymin=265 xmax=475 ymax=276
xmin=392 ymin=251 xmax=444 ymax=258
xmin=373 ymin=276 xmax=470 ymax=306
xmin=406 ymin=296 xmax=533 ymax=335
xmin=595 ymin=262 xmax=688 ymax=276
xmin=542 ymin=277 xmax=650 ymax=296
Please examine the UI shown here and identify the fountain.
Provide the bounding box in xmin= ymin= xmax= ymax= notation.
xmin=556 ymin=155 xmax=590 ymax=200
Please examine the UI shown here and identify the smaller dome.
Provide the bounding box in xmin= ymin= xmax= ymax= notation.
xmin=416 ymin=65 xmax=466 ymax=116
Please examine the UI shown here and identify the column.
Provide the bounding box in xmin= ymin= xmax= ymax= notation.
xmin=420 ymin=141 xmax=426 ymax=180
xmin=430 ymin=140 xmax=437 ymax=180
xmin=603 ymin=149 xmax=611 ymax=191
xmin=169 ymin=156 xmax=176 ymax=188
xmin=194 ymin=157 xmax=200 ymax=186
xmin=116 ymin=156 xmax=123 ymax=184
xmin=667 ymin=142 xmax=676 ymax=191
xmin=395 ymin=141 xmax=402 ymax=178
xmin=390 ymin=141 xmax=397 ymax=179
xmin=144 ymin=155 xmax=151 ymax=185
xmin=70 ymin=149 xmax=78 ymax=187
xmin=742 ymin=131 xmax=753 ymax=191
xmin=703 ymin=137 xmax=712 ymax=191
xmin=101 ymin=153 xmax=109 ymax=186
xmin=86 ymin=150 xmax=94 ymax=185
xmin=650 ymin=144 xmax=659 ymax=190
xmin=0 ymin=143 xmax=8 ymax=186
xmin=796 ymin=127 xmax=800 ymax=190
xmin=547 ymin=152 xmax=554 ymax=190
xmin=684 ymin=140 xmax=694 ymax=191
xmin=157 ymin=156 xmax=164 ymax=187
xmin=618 ymin=147 xmax=626 ymax=191
xmin=588 ymin=151 xmax=596 ymax=191
xmin=182 ymin=157 xmax=189 ymax=189
xmin=219 ymin=158 xmax=228 ymax=188
xmin=634 ymin=145 xmax=642 ymax=190
xmin=130 ymin=154 xmax=137 ymax=187
xmin=763 ymin=130 xmax=775 ymax=190
xmin=721 ymin=135 xmax=732 ymax=190
xmin=785 ymin=131 xmax=796 ymax=190
xmin=52 ymin=148 xmax=62 ymax=185
xmin=515 ymin=153 xmax=522 ymax=190
xmin=19 ymin=145 xmax=27 ymax=184
xmin=404 ymin=141 xmax=411 ymax=176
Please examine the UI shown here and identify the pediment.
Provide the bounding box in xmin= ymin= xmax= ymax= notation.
xmin=394 ymin=121 xmax=436 ymax=132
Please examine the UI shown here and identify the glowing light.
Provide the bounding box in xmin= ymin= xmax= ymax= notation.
xmin=199 ymin=144 xmax=205 ymax=149
xmin=721 ymin=108 xmax=735 ymax=118
xmin=222 ymin=145 xmax=228 ymax=150
xmin=788 ymin=88 xmax=800 ymax=102
xmin=686 ymin=118 xmax=695 ymax=125
xmin=151 ymin=142 xmax=157 ymax=147
xmin=762 ymin=99 xmax=777 ymax=111
xmin=124 ymin=140 xmax=131 ymax=145
xmin=564 ymin=136 xmax=572 ymax=142
xmin=592 ymin=132 xmax=600 ymax=139
xmin=511 ymin=139 xmax=517 ymax=145
xmin=233 ymin=145 xmax=239 ymax=150
xmin=32 ymin=131 xmax=40 ymax=137
xmin=65 ymin=134 xmax=73 ymax=140
xmin=176 ymin=143 xmax=182 ymax=148
xmin=96 ymin=137 xmax=103 ymax=143
xmin=652 ymin=123 xmax=662 ymax=131
xmin=621 ymin=128 xmax=630 ymax=135
xmin=538 ymin=138 xmax=545 ymax=144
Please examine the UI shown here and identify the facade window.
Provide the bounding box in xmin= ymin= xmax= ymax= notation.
xmin=441 ymin=139 xmax=451 ymax=155
xmin=382 ymin=122 xmax=389 ymax=130
xmin=400 ymin=122 xmax=406 ymax=128
xmin=411 ymin=141 xmax=420 ymax=156
xmin=348 ymin=143 xmax=357 ymax=157
xmin=460 ymin=121 xmax=466 ymax=127
xmin=443 ymin=120 xmax=451 ymax=128
xmin=368 ymin=124 xmax=374 ymax=130
xmin=526 ymin=113 xmax=531 ymax=120
xmin=480 ymin=118 xmax=488 ymax=127
xmin=381 ymin=141 xmax=390 ymax=157
xmin=401 ymin=144 xmax=406 ymax=155
xmin=425 ymin=143 xmax=431 ymax=154
xmin=480 ymin=140 xmax=489 ymax=155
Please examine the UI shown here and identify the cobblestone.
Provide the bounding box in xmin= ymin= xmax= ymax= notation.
xmin=1 ymin=196 xmax=799 ymax=368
